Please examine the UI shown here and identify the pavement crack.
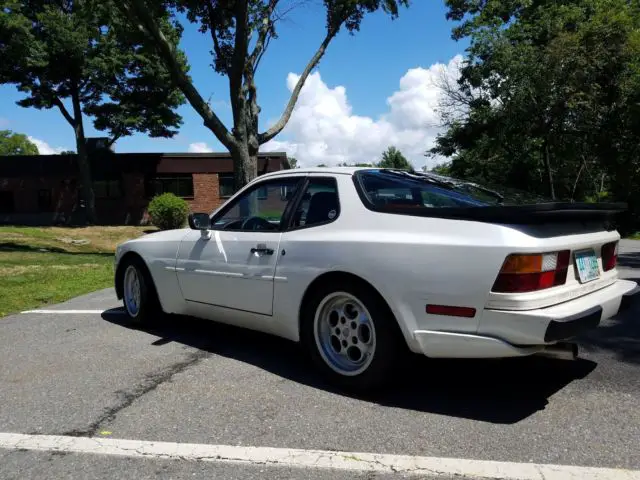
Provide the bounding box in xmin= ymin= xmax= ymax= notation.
xmin=62 ymin=350 xmax=210 ymax=437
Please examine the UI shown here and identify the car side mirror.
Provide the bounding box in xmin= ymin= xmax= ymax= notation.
xmin=188 ymin=213 xmax=212 ymax=239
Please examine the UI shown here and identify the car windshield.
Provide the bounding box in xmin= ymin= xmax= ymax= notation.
xmin=354 ymin=169 xmax=551 ymax=209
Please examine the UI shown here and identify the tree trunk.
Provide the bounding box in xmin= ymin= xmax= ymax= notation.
xmin=71 ymin=89 xmax=96 ymax=225
xmin=543 ymin=141 xmax=556 ymax=200
xmin=231 ymin=142 xmax=258 ymax=189
xmin=571 ymin=156 xmax=587 ymax=201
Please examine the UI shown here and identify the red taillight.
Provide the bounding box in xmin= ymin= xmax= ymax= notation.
xmin=492 ymin=250 xmax=570 ymax=293
xmin=601 ymin=241 xmax=618 ymax=272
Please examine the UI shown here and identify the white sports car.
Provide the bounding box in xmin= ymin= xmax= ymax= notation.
xmin=114 ymin=167 xmax=639 ymax=391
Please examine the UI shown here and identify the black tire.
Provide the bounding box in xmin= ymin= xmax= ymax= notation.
xmin=120 ymin=257 xmax=161 ymax=326
xmin=300 ymin=278 xmax=405 ymax=393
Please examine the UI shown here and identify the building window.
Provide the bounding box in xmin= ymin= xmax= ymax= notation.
xmin=93 ymin=180 xmax=122 ymax=198
xmin=218 ymin=174 xmax=265 ymax=199
xmin=219 ymin=173 xmax=235 ymax=198
xmin=151 ymin=175 xmax=194 ymax=198
xmin=37 ymin=189 xmax=52 ymax=211
xmin=0 ymin=191 xmax=15 ymax=213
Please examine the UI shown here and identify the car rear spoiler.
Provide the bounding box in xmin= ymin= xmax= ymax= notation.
xmin=379 ymin=202 xmax=628 ymax=225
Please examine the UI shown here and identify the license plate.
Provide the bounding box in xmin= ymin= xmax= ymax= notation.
xmin=574 ymin=249 xmax=600 ymax=284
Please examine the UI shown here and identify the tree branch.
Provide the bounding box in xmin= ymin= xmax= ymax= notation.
xmin=53 ymin=97 xmax=75 ymax=127
xmin=253 ymin=32 xmax=271 ymax=74
xmin=107 ymin=128 xmax=123 ymax=148
xmin=205 ymin=0 xmax=225 ymax=71
xmin=258 ymin=28 xmax=338 ymax=144
xmin=120 ymin=0 xmax=236 ymax=150
xmin=230 ymin=0 xmax=249 ymax=95
xmin=249 ymin=0 xmax=278 ymax=72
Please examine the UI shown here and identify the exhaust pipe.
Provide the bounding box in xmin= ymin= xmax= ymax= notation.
xmin=536 ymin=342 xmax=579 ymax=361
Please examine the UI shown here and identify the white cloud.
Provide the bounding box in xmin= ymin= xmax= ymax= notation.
xmin=188 ymin=142 xmax=214 ymax=153
xmin=262 ymin=54 xmax=464 ymax=169
xmin=27 ymin=136 xmax=69 ymax=155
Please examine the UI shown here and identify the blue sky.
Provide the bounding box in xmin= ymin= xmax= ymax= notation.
xmin=0 ymin=1 xmax=468 ymax=167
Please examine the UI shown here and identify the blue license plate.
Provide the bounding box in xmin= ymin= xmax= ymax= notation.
xmin=574 ymin=249 xmax=600 ymax=283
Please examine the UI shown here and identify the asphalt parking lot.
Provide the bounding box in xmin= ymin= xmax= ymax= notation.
xmin=1 ymin=241 xmax=639 ymax=479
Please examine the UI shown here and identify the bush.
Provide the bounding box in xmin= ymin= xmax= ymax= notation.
xmin=147 ymin=193 xmax=189 ymax=230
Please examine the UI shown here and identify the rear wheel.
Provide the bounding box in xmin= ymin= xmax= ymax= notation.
xmin=301 ymin=279 xmax=404 ymax=392
xmin=121 ymin=258 xmax=160 ymax=326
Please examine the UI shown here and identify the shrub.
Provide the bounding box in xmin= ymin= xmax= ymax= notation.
xmin=147 ymin=193 xmax=189 ymax=230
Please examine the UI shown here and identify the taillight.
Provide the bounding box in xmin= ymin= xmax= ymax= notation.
xmin=601 ymin=241 xmax=618 ymax=271
xmin=492 ymin=250 xmax=570 ymax=293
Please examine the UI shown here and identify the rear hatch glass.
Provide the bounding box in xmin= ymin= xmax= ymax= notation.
xmin=355 ymin=169 xmax=550 ymax=208
xmin=353 ymin=169 xmax=626 ymax=225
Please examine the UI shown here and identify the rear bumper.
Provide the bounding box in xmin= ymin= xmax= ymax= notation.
xmin=413 ymin=279 xmax=639 ymax=359
xmin=620 ymin=283 xmax=640 ymax=311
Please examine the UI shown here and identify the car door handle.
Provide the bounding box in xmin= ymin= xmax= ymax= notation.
xmin=250 ymin=245 xmax=274 ymax=255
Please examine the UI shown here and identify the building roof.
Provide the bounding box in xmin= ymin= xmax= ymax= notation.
xmin=0 ymin=151 xmax=290 ymax=178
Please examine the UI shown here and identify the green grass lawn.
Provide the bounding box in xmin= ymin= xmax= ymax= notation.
xmin=0 ymin=226 xmax=153 ymax=318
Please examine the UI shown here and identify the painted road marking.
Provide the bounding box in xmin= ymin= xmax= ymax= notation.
xmin=0 ymin=433 xmax=639 ymax=479
xmin=21 ymin=309 xmax=124 ymax=314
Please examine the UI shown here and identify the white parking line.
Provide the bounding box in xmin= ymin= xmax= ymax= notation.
xmin=21 ymin=309 xmax=123 ymax=314
xmin=0 ymin=433 xmax=638 ymax=479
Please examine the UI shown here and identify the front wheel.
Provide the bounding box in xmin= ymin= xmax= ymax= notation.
xmin=121 ymin=259 xmax=159 ymax=326
xmin=301 ymin=280 xmax=404 ymax=392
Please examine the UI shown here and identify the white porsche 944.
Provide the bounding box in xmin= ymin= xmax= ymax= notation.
xmin=114 ymin=167 xmax=639 ymax=391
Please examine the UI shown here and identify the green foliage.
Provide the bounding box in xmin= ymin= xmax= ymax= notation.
xmin=585 ymin=191 xmax=612 ymax=204
xmin=377 ymin=146 xmax=413 ymax=171
xmin=428 ymin=162 xmax=452 ymax=176
xmin=0 ymin=0 xmax=186 ymax=143
xmin=0 ymin=130 xmax=38 ymax=155
xmin=147 ymin=193 xmax=189 ymax=230
xmin=432 ymin=0 xmax=640 ymax=224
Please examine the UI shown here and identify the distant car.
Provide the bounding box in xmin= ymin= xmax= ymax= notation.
xmin=114 ymin=167 xmax=639 ymax=391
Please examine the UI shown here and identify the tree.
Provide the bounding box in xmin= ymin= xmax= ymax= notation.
xmin=288 ymin=156 xmax=298 ymax=169
xmin=117 ymin=0 xmax=410 ymax=193
xmin=377 ymin=146 xmax=413 ymax=171
xmin=431 ymin=0 xmax=640 ymax=210
xmin=428 ymin=162 xmax=451 ymax=176
xmin=0 ymin=0 xmax=186 ymax=223
xmin=0 ymin=130 xmax=39 ymax=155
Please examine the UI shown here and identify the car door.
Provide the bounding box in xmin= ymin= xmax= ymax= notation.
xmin=175 ymin=175 xmax=304 ymax=316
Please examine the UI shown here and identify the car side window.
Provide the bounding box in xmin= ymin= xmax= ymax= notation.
xmin=290 ymin=177 xmax=340 ymax=229
xmin=211 ymin=177 xmax=303 ymax=231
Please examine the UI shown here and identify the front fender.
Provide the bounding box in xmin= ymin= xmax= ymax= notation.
xmin=113 ymin=229 xmax=190 ymax=314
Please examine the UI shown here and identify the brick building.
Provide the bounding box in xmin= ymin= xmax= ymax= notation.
xmin=0 ymin=148 xmax=289 ymax=225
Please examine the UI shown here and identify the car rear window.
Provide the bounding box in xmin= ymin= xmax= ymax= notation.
xmin=354 ymin=169 xmax=495 ymax=210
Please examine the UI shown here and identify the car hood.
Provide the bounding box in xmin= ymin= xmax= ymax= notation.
xmin=118 ymin=228 xmax=190 ymax=249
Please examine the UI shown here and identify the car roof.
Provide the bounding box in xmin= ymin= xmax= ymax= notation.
xmin=258 ymin=166 xmax=371 ymax=179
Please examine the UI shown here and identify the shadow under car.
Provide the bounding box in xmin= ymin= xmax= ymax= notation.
xmin=102 ymin=308 xmax=597 ymax=425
